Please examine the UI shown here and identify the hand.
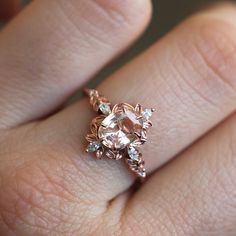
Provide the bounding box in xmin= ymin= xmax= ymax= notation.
xmin=0 ymin=1 xmax=236 ymax=235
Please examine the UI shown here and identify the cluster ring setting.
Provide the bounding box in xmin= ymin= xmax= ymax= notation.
xmin=84 ymin=89 xmax=155 ymax=179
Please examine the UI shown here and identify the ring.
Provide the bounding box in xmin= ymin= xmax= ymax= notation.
xmin=84 ymin=88 xmax=155 ymax=179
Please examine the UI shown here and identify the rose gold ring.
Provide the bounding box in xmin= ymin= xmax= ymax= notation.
xmin=84 ymin=88 xmax=155 ymax=179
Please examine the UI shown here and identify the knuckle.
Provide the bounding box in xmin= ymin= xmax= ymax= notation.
xmin=93 ymin=0 xmax=152 ymax=28
xmin=193 ymin=15 xmax=236 ymax=89
xmin=0 ymin=124 xmax=114 ymax=235
xmin=96 ymin=0 xmax=151 ymax=27
xmin=174 ymin=13 xmax=236 ymax=108
xmin=57 ymin=0 xmax=151 ymax=37
xmin=0 ymin=162 xmax=73 ymax=235
xmin=0 ymin=156 xmax=102 ymax=235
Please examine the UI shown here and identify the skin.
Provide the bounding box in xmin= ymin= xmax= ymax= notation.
xmin=0 ymin=0 xmax=236 ymax=235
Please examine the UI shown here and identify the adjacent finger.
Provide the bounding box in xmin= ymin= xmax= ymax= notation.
xmin=0 ymin=0 xmax=151 ymax=128
xmin=46 ymin=3 xmax=236 ymax=200
xmin=123 ymin=113 xmax=236 ymax=235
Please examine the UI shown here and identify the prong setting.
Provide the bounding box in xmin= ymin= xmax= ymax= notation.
xmin=85 ymin=89 xmax=155 ymax=179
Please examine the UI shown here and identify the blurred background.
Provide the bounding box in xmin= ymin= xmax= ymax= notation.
xmin=0 ymin=0 xmax=224 ymax=86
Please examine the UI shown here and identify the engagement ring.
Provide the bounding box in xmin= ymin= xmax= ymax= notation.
xmin=84 ymin=89 xmax=155 ymax=179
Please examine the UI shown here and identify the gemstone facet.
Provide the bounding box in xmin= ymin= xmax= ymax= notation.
xmin=98 ymin=104 xmax=143 ymax=150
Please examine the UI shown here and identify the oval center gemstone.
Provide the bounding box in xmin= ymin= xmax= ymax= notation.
xmin=98 ymin=104 xmax=143 ymax=149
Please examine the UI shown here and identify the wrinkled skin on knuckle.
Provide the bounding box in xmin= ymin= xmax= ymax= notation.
xmin=92 ymin=0 xmax=152 ymax=27
xmin=193 ymin=16 xmax=236 ymax=88
xmin=0 ymin=161 xmax=78 ymax=235
xmin=173 ymin=13 xmax=236 ymax=110
xmin=56 ymin=0 xmax=151 ymax=45
xmin=0 ymin=130 xmax=108 ymax=235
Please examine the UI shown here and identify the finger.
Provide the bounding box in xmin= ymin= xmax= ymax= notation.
xmin=0 ymin=0 xmax=151 ymax=128
xmin=123 ymin=114 xmax=236 ymax=236
xmin=44 ymin=3 xmax=236 ymax=200
xmin=2 ymin=3 xmax=236 ymax=236
xmin=0 ymin=0 xmax=21 ymax=22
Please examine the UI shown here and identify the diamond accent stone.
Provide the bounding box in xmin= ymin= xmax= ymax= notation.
xmin=128 ymin=147 xmax=139 ymax=161
xmin=86 ymin=142 xmax=100 ymax=152
xmin=142 ymin=109 xmax=153 ymax=120
xmin=138 ymin=169 xmax=146 ymax=178
xmin=99 ymin=103 xmax=111 ymax=115
xmin=98 ymin=104 xmax=143 ymax=149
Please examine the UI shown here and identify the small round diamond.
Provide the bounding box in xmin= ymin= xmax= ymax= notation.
xmin=86 ymin=142 xmax=100 ymax=152
xmin=99 ymin=103 xmax=111 ymax=115
xmin=142 ymin=109 xmax=153 ymax=120
xmin=138 ymin=169 xmax=146 ymax=178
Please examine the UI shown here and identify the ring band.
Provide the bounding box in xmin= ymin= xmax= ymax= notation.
xmin=84 ymin=88 xmax=155 ymax=179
